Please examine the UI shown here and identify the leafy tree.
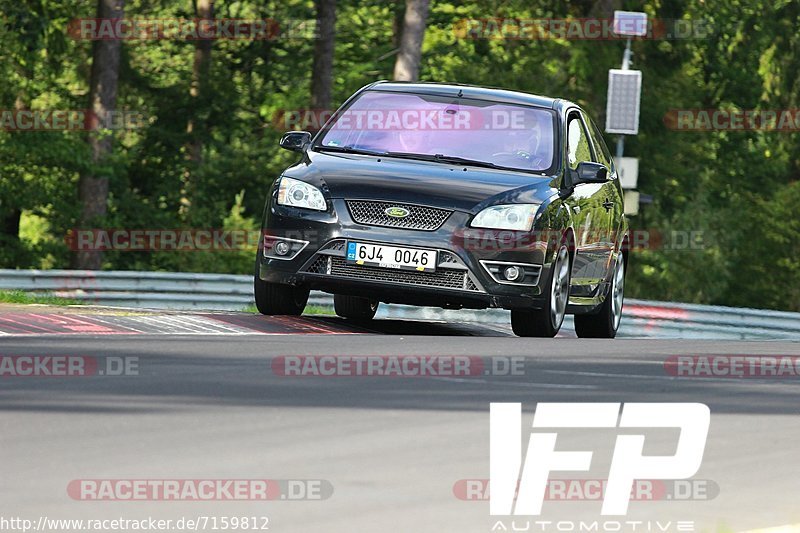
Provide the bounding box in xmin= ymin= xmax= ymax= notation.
xmin=393 ymin=0 xmax=430 ymax=81
xmin=311 ymin=0 xmax=337 ymax=109
xmin=73 ymin=0 xmax=125 ymax=269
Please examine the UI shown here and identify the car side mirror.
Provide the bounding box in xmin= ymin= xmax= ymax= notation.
xmin=573 ymin=161 xmax=608 ymax=185
xmin=279 ymin=131 xmax=312 ymax=153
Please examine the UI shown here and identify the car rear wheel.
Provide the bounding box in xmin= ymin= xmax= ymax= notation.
xmin=511 ymin=243 xmax=571 ymax=338
xmin=334 ymin=294 xmax=379 ymax=320
xmin=574 ymin=252 xmax=625 ymax=338
xmin=254 ymin=257 xmax=309 ymax=316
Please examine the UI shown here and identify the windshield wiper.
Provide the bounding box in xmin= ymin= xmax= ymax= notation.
xmin=314 ymin=145 xmax=387 ymax=156
xmin=431 ymin=154 xmax=507 ymax=170
xmin=383 ymin=151 xmax=506 ymax=170
xmin=316 ymin=147 xmax=545 ymax=174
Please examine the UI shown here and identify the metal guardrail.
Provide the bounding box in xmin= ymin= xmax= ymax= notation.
xmin=1 ymin=269 xmax=799 ymax=340
xmin=0 ymin=269 xmax=254 ymax=309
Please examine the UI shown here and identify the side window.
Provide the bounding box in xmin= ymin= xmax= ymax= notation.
xmin=588 ymin=116 xmax=614 ymax=173
xmin=566 ymin=113 xmax=593 ymax=170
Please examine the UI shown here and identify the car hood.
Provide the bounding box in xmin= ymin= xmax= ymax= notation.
xmin=283 ymin=150 xmax=558 ymax=213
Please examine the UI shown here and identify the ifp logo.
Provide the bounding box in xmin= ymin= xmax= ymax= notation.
xmin=490 ymin=403 xmax=710 ymax=516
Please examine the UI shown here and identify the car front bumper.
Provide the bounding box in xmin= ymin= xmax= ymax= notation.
xmin=257 ymin=199 xmax=558 ymax=310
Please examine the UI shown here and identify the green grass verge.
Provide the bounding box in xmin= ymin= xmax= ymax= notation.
xmin=0 ymin=290 xmax=74 ymax=306
xmin=241 ymin=303 xmax=334 ymax=315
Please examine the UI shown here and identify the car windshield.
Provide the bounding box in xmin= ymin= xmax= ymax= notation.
xmin=316 ymin=90 xmax=556 ymax=173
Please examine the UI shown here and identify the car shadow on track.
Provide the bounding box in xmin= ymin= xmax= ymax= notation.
xmin=208 ymin=313 xmax=514 ymax=337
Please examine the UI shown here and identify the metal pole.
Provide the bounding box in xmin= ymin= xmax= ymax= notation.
xmin=616 ymin=38 xmax=632 ymax=159
xmin=621 ymin=37 xmax=632 ymax=70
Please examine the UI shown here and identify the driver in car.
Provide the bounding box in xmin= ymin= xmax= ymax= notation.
xmin=500 ymin=111 xmax=551 ymax=170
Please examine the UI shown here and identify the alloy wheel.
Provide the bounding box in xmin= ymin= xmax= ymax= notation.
xmin=550 ymin=245 xmax=571 ymax=330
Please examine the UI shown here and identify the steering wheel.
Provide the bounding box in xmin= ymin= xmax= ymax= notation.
xmin=492 ymin=150 xmax=532 ymax=160
xmin=491 ymin=150 xmax=548 ymax=170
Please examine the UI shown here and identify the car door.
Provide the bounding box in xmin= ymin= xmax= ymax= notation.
xmin=586 ymin=114 xmax=623 ymax=269
xmin=564 ymin=109 xmax=608 ymax=291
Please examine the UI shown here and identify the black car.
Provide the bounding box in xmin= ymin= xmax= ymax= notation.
xmin=255 ymin=81 xmax=629 ymax=338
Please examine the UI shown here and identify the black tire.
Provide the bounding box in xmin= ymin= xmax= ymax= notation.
xmin=574 ymin=252 xmax=625 ymax=339
xmin=511 ymin=243 xmax=571 ymax=338
xmin=333 ymin=294 xmax=378 ymax=320
xmin=254 ymin=256 xmax=309 ymax=316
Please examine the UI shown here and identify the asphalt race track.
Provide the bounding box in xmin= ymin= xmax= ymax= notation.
xmin=1 ymin=308 xmax=799 ymax=533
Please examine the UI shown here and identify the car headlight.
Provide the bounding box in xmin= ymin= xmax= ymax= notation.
xmin=277 ymin=177 xmax=327 ymax=211
xmin=471 ymin=204 xmax=541 ymax=231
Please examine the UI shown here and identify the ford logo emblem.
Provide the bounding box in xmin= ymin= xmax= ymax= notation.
xmin=385 ymin=206 xmax=410 ymax=218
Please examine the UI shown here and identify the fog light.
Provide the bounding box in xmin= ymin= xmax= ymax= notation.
xmin=274 ymin=241 xmax=290 ymax=256
xmin=504 ymin=266 xmax=522 ymax=281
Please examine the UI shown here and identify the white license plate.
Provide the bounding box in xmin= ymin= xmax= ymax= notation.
xmin=346 ymin=242 xmax=437 ymax=272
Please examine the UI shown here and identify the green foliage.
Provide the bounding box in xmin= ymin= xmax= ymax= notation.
xmin=0 ymin=0 xmax=799 ymax=310
xmin=0 ymin=289 xmax=73 ymax=305
xmin=241 ymin=303 xmax=334 ymax=315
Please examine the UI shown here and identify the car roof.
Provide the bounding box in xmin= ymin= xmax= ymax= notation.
xmin=367 ymin=81 xmax=577 ymax=112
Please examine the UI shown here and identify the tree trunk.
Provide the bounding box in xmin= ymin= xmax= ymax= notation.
xmin=589 ymin=0 xmax=621 ymax=19
xmin=310 ymin=0 xmax=337 ymax=113
xmin=73 ymin=0 xmax=124 ymax=270
xmin=181 ymin=0 xmax=214 ymax=220
xmin=392 ymin=0 xmax=430 ymax=82
xmin=0 ymin=209 xmax=21 ymax=246
xmin=391 ymin=3 xmax=404 ymax=49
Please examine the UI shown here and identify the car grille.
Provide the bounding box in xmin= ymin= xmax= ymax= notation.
xmin=304 ymin=256 xmax=480 ymax=292
xmin=346 ymin=201 xmax=451 ymax=231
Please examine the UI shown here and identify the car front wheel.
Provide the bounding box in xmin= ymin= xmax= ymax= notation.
xmin=511 ymin=243 xmax=571 ymax=338
xmin=333 ymin=294 xmax=379 ymax=320
xmin=574 ymin=251 xmax=625 ymax=338
xmin=254 ymin=257 xmax=309 ymax=315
